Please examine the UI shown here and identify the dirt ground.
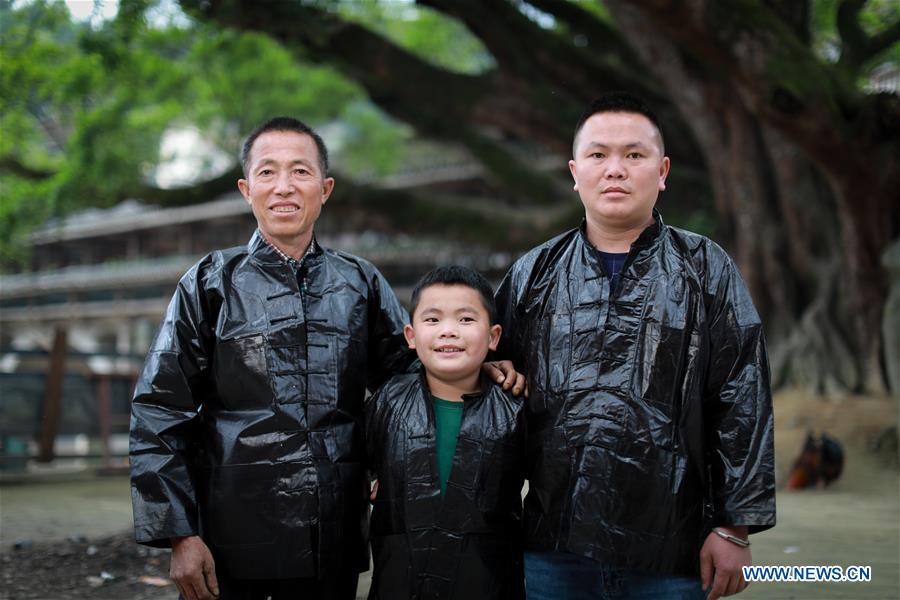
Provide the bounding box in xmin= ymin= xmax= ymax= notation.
xmin=740 ymin=389 xmax=899 ymax=600
xmin=1 ymin=388 xmax=897 ymax=600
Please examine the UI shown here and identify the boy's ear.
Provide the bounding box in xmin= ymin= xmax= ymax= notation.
xmin=488 ymin=324 xmax=502 ymax=351
xmin=403 ymin=324 xmax=416 ymax=349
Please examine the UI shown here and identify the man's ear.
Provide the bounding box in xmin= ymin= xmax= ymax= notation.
xmin=321 ymin=177 xmax=335 ymax=204
xmin=488 ymin=324 xmax=502 ymax=351
xmin=238 ymin=178 xmax=251 ymax=204
xmin=658 ymin=157 xmax=670 ymax=192
xmin=403 ymin=323 xmax=416 ymax=349
xmin=568 ymin=159 xmax=579 ymax=192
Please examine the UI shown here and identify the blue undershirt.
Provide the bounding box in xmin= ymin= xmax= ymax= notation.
xmin=598 ymin=251 xmax=629 ymax=294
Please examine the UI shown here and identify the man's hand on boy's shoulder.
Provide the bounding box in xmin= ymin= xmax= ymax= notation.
xmin=482 ymin=361 xmax=527 ymax=397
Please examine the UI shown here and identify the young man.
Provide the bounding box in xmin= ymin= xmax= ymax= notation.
xmin=366 ymin=266 xmax=527 ymax=600
xmin=129 ymin=119 xmax=524 ymax=600
xmin=495 ymin=92 xmax=776 ymax=600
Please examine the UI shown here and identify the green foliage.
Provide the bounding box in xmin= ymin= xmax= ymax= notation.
xmin=184 ymin=27 xmax=363 ymax=152
xmin=812 ymin=0 xmax=842 ymax=60
xmin=812 ymin=0 xmax=900 ymax=70
xmin=335 ymin=1 xmax=495 ymax=75
xmin=0 ymin=0 xmax=406 ymax=264
xmin=0 ymin=175 xmax=59 ymax=268
xmin=1 ymin=1 xmax=92 ymax=263
xmin=335 ymin=101 xmax=412 ymax=177
xmin=570 ymin=0 xmax=612 ymax=22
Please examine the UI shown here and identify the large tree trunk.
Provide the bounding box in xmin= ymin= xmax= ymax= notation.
xmin=606 ymin=0 xmax=898 ymax=393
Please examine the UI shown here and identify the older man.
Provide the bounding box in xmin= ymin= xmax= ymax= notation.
xmin=130 ymin=117 xmax=522 ymax=600
xmin=496 ymin=92 xmax=776 ymax=600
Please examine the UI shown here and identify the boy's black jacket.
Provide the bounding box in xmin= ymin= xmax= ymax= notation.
xmin=365 ymin=370 xmax=526 ymax=600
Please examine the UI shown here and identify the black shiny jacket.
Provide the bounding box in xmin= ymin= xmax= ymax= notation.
xmin=365 ymin=371 xmax=526 ymax=600
xmin=130 ymin=231 xmax=412 ymax=579
xmin=495 ymin=213 xmax=775 ymax=576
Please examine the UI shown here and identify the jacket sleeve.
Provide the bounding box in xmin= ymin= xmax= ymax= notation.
xmin=364 ymin=386 xmax=386 ymax=478
xmin=494 ymin=262 xmax=527 ymax=370
xmin=366 ymin=267 xmax=414 ymax=391
xmin=129 ymin=264 xmax=214 ymax=547
xmin=702 ymin=249 xmax=776 ymax=534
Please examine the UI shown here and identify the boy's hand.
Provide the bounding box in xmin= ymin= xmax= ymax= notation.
xmin=700 ymin=526 xmax=750 ymax=600
xmin=483 ymin=361 xmax=527 ymax=397
xmin=370 ymin=480 xmax=379 ymax=502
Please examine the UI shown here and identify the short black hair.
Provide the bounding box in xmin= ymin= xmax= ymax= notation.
xmin=409 ymin=265 xmax=498 ymax=325
xmin=572 ymin=91 xmax=665 ymax=156
xmin=240 ymin=116 xmax=329 ymax=177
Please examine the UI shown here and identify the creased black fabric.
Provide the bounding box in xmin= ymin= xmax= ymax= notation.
xmin=130 ymin=230 xmax=412 ymax=580
xmin=365 ymin=371 xmax=526 ymax=600
xmin=494 ymin=212 xmax=775 ymax=576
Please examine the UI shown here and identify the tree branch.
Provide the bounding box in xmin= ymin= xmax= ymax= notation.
xmin=866 ymin=17 xmax=900 ymax=62
xmin=837 ymin=0 xmax=871 ymax=66
xmin=180 ymin=0 xmax=571 ymax=205
xmin=526 ymin=0 xmax=640 ymax=61
xmin=763 ymin=0 xmax=811 ymax=45
xmin=325 ymin=177 xmax=563 ymax=250
xmin=133 ymin=164 xmax=243 ymax=207
xmin=613 ymin=0 xmax=893 ymax=177
xmin=421 ymin=0 xmax=661 ymax=107
xmin=127 ymin=160 xmax=568 ymax=247
xmin=26 ymin=103 xmax=68 ymax=153
xmin=0 ymin=156 xmax=56 ymax=181
xmin=521 ymin=0 xmax=705 ymax=162
xmin=181 ymin=0 xmax=484 ymax=112
xmin=837 ymin=0 xmax=900 ymax=67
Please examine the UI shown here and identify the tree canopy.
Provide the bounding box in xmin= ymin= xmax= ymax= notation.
xmin=1 ymin=0 xmax=404 ymax=257
xmin=1 ymin=0 xmax=898 ymax=393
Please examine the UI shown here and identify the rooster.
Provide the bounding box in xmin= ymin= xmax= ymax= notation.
xmin=785 ymin=431 xmax=844 ymax=490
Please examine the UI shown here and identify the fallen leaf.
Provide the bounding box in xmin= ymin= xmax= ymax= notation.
xmin=139 ymin=575 xmax=173 ymax=587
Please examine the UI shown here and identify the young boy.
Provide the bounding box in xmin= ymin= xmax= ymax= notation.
xmin=365 ymin=265 xmax=526 ymax=600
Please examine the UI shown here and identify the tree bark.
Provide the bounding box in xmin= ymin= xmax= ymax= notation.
xmin=606 ymin=0 xmax=898 ymax=392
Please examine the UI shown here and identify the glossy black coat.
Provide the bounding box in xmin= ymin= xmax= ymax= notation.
xmin=365 ymin=372 xmax=526 ymax=599
xmin=495 ymin=213 xmax=776 ymax=576
xmin=130 ymin=231 xmax=412 ymax=579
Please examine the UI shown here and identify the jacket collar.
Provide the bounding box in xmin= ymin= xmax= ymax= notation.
xmin=417 ymin=366 xmax=493 ymax=403
xmin=578 ymin=208 xmax=665 ymax=254
xmin=462 ymin=372 xmax=495 ymax=402
xmin=632 ymin=209 xmax=665 ymax=250
xmin=248 ymin=229 xmax=323 ymax=267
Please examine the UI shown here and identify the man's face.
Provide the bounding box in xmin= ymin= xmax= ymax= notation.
xmin=569 ymin=112 xmax=670 ymax=230
xmin=237 ymin=130 xmax=334 ymax=249
xmin=404 ymin=284 xmax=501 ymax=387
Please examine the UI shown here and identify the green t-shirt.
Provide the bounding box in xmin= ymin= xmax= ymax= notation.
xmin=433 ymin=396 xmax=464 ymax=496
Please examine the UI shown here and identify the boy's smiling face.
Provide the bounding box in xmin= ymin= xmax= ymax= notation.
xmin=404 ymin=284 xmax=501 ymax=395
